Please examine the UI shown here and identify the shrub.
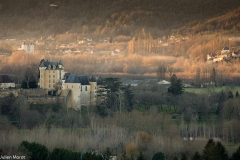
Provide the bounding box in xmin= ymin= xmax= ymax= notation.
xmin=47 ymin=148 xmax=81 ymax=160
xmin=19 ymin=141 xmax=49 ymax=160
xmin=152 ymin=152 xmax=165 ymax=160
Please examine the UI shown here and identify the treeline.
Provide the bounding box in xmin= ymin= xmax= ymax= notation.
xmin=3 ymin=139 xmax=240 ymax=160
xmin=2 ymin=50 xmax=240 ymax=84
xmin=1 ymin=74 xmax=240 ymax=158
xmin=0 ymin=0 xmax=240 ymax=37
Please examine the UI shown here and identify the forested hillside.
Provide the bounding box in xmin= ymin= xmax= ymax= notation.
xmin=179 ymin=6 xmax=240 ymax=35
xmin=0 ymin=0 xmax=240 ymax=37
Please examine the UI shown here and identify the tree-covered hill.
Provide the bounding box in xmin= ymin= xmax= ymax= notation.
xmin=178 ymin=6 xmax=240 ymax=35
xmin=0 ymin=0 xmax=240 ymax=37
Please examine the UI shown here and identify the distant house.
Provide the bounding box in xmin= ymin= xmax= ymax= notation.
xmin=87 ymin=38 xmax=92 ymax=42
xmin=104 ymin=39 xmax=109 ymax=43
xmin=0 ymin=50 xmax=11 ymax=56
xmin=111 ymin=49 xmax=120 ymax=56
xmin=207 ymin=53 xmax=217 ymax=61
xmin=158 ymin=80 xmax=171 ymax=85
xmin=161 ymin=42 xmax=169 ymax=47
xmin=50 ymin=4 xmax=57 ymax=7
xmin=142 ymin=79 xmax=158 ymax=86
xmin=232 ymin=50 xmax=240 ymax=58
xmin=183 ymin=83 xmax=193 ymax=88
xmin=17 ymin=42 xmax=34 ymax=54
xmin=221 ymin=47 xmax=230 ymax=55
xmin=0 ymin=75 xmax=15 ymax=89
xmin=62 ymin=74 xmax=97 ymax=109
xmin=122 ymin=80 xmax=141 ymax=87
xmin=213 ymin=55 xmax=224 ymax=62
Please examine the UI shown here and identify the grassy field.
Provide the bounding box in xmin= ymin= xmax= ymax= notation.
xmin=184 ymin=86 xmax=240 ymax=94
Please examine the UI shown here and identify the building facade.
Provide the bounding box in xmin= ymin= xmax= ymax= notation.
xmin=18 ymin=42 xmax=34 ymax=54
xmin=0 ymin=75 xmax=15 ymax=89
xmin=39 ymin=60 xmax=97 ymax=110
xmin=39 ymin=60 xmax=65 ymax=90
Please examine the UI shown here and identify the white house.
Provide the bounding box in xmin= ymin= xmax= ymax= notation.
xmin=0 ymin=75 xmax=15 ymax=89
xmin=221 ymin=47 xmax=230 ymax=55
xmin=232 ymin=50 xmax=240 ymax=58
xmin=158 ymin=80 xmax=171 ymax=85
xmin=17 ymin=42 xmax=34 ymax=54
xmin=62 ymin=74 xmax=97 ymax=110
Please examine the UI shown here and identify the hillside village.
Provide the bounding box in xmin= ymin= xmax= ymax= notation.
xmin=207 ymin=47 xmax=240 ymax=63
xmin=0 ymin=33 xmax=191 ymax=56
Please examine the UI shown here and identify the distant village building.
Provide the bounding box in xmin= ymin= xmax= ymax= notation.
xmin=111 ymin=49 xmax=120 ymax=56
xmin=221 ymin=47 xmax=230 ymax=55
xmin=158 ymin=80 xmax=171 ymax=85
xmin=50 ymin=4 xmax=57 ymax=7
xmin=0 ymin=75 xmax=15 ymax=89
xmin=17 ymin=42 xmax=34 ymax=54
xmin=122 ymin=80 xmax=141 ymax=87
xmin=232 ymin=50 xmax=240 ymax=58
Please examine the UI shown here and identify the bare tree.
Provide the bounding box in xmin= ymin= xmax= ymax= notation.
xmin=156 ymin=64 xmax=167 ymax=80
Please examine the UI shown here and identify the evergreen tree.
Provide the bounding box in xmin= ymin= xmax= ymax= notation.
xmin=228 ymin=90 xmax=234 ymax=99
xmin=230 ymin=146 xmax=240 ymax=160
xmin=195 ymin=68 xmax=201 ymax=87
xmin=173 ymin=156 xmax=178 ymax=160
xmin=97 ymin=78 xmax=122 ymax=116
xmin=202 ymin=139 xmax=228 ymax=160
xmin=103 ymin=147 xmax=111 ymax=160
xmin=19 ymin=141 xmax=49 ymax=160
xmin=121 ymin=151 xmax=128 ymax=160
xmin=191 ymin=151 xmax=201 ymax=160
xmin=137 ymin=152 xmax=146 ymax=160
xmin=236 ymin=91 xmax=239 ymax=97
xmin=123 ymin=85 xmax=134 ymax=112
xmin=202 ymin=139 xmax=216 ymax=160
xmin=210 ymin=67 xmax=217 ymax=87
xmin=168 ymin=74 xmax=184 ymax=96
xmin=217 ymin=90 xmax=226 ymax=115
xmin=152 ymin=152 xmax=165 ymax=160
xmin=181 ymin=153 xmax=187 ymax=160
xmin=214 ymin=141 xmax=228 ymax=160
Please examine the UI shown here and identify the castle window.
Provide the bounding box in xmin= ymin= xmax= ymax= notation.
xmin=53 ymin=75 xmax=55 ymax=78
xmin=49 ymin=84 xmax=51 ymax=88
xmin=53 ymin=65 xmax=56 ymax=70
xmin=72 ymin=85 xmax=73 ymax=88
xmin=53 ymin=79 xmax=55 ymax=83
xmin=85 ymin=86 xmax=87 ymax=91
xmin=48 ymin=65 xmax=51 ymax=69
xmin=49 ymin=80 xmax=51 ymax=83
xmin=53 ymin=71 xmax=55 ymax=73
xmin=81 ymin=86 xmax=82 ymax=91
